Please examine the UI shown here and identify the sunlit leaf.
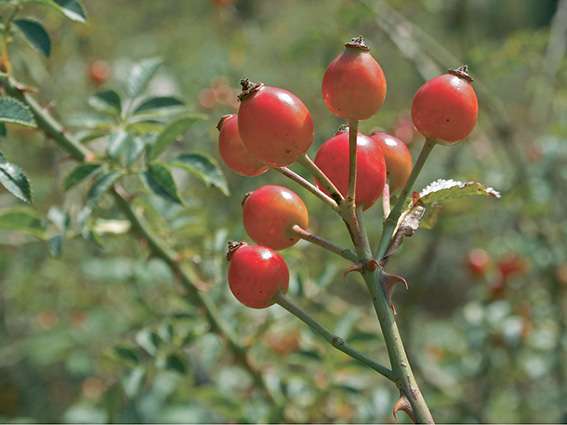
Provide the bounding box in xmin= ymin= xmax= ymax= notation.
xmin=0 ymin=96 xmax=36 ymax=127
xmin=0 ymin=153 xmax=32 ymax=203
xmin=127 ymin=57 xmax=162 ymax=98
xmin=29 ymin=0 xmax=87 ymax=22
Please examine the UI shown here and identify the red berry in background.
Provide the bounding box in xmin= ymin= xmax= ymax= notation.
xmin=243 ymin=185 xmax=309 ymax=250
xmin=465 ymin=248 xmax=491 ymax=279
xmin=392 ymin=114 xmax=418 ymax=145
xmin=237 ymin=79 xmax=314 ymax=167
xmin=88 ymin=60 xmax=111 ymax=87
xmin=217 ymin=114 xmax=268 ymax=177
xmin=411 ymin=65 xmax=478 ymax=143
xmin=497 ymin=253 xmax=527 ymax=280
xmin=322 ymin=36 xmax=387 ymax=121
xmin=369 ymin=131 xmax=412 ymax=192
xmin=227 ymin=242 xmax=289 ymax=309
xmin=314 ymin=130 xmax=386 ymax=210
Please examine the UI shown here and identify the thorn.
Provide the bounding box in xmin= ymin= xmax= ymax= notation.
xmin=381 ymin=271 xmax=409 ymax=315
xmin=392 ymin=393 xmax=416 ymax=423
xmin=343 ymin=259 xmax=379 ymax=277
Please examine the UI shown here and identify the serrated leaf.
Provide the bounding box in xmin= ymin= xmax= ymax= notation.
xmin=30 ymin=0 xmax=87 ymax=22
xmin=0 ymin=207 xmax=45 ymax=238
xmin=88 ymin=90 xmax=121 ymax=115
xmin=149 ymin=114 xmax=205 ymax=160
xmin=0 ymin=97 xmax=36 ymax=127
xmin=14 ymin=18 xmax=51 ymax=57
xmin=385 ymin=179 xmax=501 ymax=260
xmin=63 ymin=163 xmax=101 ymax=191
xmin=0 ymin=154 xmax=32 ymax=203
xmin=133 ymin=96 xmax=185 ymax=114
xmin=416 ymin=179 xmax=501 ymax=206
xmin=127 ymin=58 xmax=162 ymax=98
xmin=171 ymin=153 xmax=229 ymax=195
xmin=143 ymin=163 xmax=181 ymax=204
xmin=86 ymin=171 xmax=121 ymax=208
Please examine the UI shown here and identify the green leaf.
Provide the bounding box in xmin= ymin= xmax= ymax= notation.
xmin=164 ymin=353 xmax=187 ymax=374
xmin=0 ymin=207 xmax=45 ymax=238
xmin=122 ymin=367 xmax=145 ymax=398
xmin=171 ymin=153 xmax=229 ymax=195
xmin=107 ymin=130 xmax=130 ymax=159
xmin=88 ymin=90 xmax=122 ymax=115
xmin=63 ymin=163 xmax=101 ymax=191
xmin=143 ymin=163 xmax=181 ymax=205
xmin=127 ymin=58 xmax=162 ymax=98
xmin=113 ymin=346 xmax=140 ymax=364
xmin=0 ymin=123 xmax=6 ymax=137
xmin=149 ymin=114 xmax=206 ymax=160
xmin=133 ymin=96 xmax=185 ymax=114
xmin=86 ymin=171 xmax=121 ymax=208
xmin=29 ymin=0 xmax=87 ymax=22
xmin=416 ymin=179 xmax=502 ymax=206
xmin=0 ymin=154 xmax=32 ymax=203
xmin=0 ymin=96 xmax=36 ymax=127
xmin=136 ymin=329 xmax=161 ymax=356
xmin=14 ymin=18 xmax=51 ymax=57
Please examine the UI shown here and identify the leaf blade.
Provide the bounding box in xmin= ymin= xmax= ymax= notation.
xmin=14 ymin=18 xmax=51 ymax=57
xmin=143 ymin=163 xmax=181 ymax=205
xmin=0 ymin=96 xmax=36 ymax=128
xmin=127 ymin=58 xmax=162 ymax=98
xmin=0 ymin=154 xmax=32 ymax=203
xmin=171 ymin=153 xmax=229 ymax=195
xmin=133 ymin=96 xmax=185 ymax=114
xmin=63 ymin=163 xmax=101 ymax=191
xmin=149 ymin=114 xmax=206 ymax=160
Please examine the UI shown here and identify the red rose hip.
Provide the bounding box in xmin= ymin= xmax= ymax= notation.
xmin=227 ymin=242 xmax=289 ymax=309
xmin=243 ymin=185 xmax=308 ymax=250
xmin=322 ymin=36 xmax=387 ymax=121
xmin=369 ymin=131 xmax=413 ymax=192
xmin=411 ymin=65 xmax=478 ymax=143
xmin=217 ymin=114 xmax=268 ymax=177
xmin=466 ymin=248 xmax=490 ymax=279
xmin=314 ymin=130 xmax=386 ymax=210
xmin=238 ymin=80 xmax=314 ymax=167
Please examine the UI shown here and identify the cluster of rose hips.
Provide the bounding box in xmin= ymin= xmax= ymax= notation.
xmin=466 ymin=249 xmax=528 ymax=299
xmin=217 ymin=36 xmax=478 ymax=310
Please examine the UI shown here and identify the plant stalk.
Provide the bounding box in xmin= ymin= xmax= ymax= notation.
xmin=275 ymin=292 xmax=394 ymax=381
xmin=292 ymin=225 xmax=358 ymax=262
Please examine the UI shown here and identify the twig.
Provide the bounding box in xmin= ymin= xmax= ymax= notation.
xmin=0 ymin=72 xmax=284 ymax=417
xmin=274 ymin=293 xmax=395 ymax=381
xmin=291 ymin=225 xmax=357 ymax=262
xmin=297 ymin=154 xmax=344 ymax=204
xmin=273 ymin=166 xmax=339 ymax=211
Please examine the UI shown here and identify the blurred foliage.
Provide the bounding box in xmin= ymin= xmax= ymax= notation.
xmin=0 ymin=0 xmax=566 ymax=423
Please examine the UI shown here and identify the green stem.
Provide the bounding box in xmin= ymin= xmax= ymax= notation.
xmin=375 ymin=138 xmax=435 ymax=260
xmin=298 ymin=154 xmax=344 ymax=204
xmin=292 ymin=225 xmax=358 ymax=263
xmin=0 ymin=72 xmax=284 ymax=419
xmin=346 ymin=119 xmax=359 ymax=208
xmin=275 ymin=292 xmax=395 ymax=381
xmin=273 ymin=166 xmax=339 ymax=211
